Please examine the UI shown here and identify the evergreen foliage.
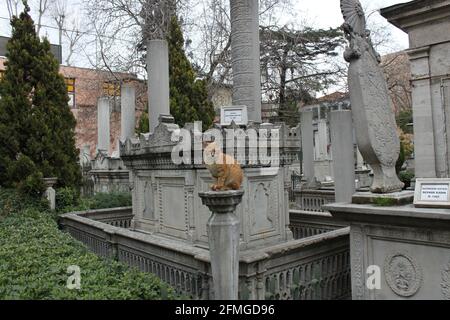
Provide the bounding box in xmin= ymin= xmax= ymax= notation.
xmin=167 ymin=17 xmax=215 ymax=129
xmin=0 ymin=3 xmax=81 ymax=196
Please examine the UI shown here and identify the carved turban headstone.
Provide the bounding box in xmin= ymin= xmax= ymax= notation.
xmin=341 ymin=0 xmax=404 ymax=193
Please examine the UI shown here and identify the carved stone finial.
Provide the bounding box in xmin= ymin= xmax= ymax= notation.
xmin=340 ymin=0 xmax=404 ymax=193
xmin=141 ymin=0 xmax=175 ymax=40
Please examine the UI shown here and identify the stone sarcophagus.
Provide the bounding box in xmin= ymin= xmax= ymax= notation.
xmin=120 ymin=116 xmax=300 ymax=250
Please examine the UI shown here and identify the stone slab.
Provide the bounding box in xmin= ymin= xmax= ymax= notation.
xmin=352 ymin=191 xmax=414 ymax=206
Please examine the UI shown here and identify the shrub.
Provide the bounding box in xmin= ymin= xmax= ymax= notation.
xmin=0 ymin=188 xmax=49 ymax=219
xmin=55 ymin=187 xmax=80 ymax=212
xmin=399 ymin=170 xmax=415 ymax=189
xmin=0 ymin=208 xmax=176 ymax=300
xmin=87 ymin=192 xmax=132 ymax=210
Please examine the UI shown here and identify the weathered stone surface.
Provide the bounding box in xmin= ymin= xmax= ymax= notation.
xmin=300 ymin=110 xmax=315 ymax=187
xmin=326 ymin=202 xmax=450 ymax=300
xmin=199 ymin=190 xmax=244 ymax=300
xmin=97 ymin=97 xmax=110 ymax=154
xmin=330 ymin=111 xmax=356 ymax=203
xmin=352 ymin=190 xmax=414 ymax=206
xmin=341 ymin=0 xmax=403 ymax=193
xmin=60 ymin=207 xmax=351 ymax=300
xmin=43 ymin=178 xmax=57 ymax=211
xmin=120 ymin=118 xmax=300 ymax=250
xmin=120 ymin=83 xmax=136 ymax=143
xmin=230 ymin=0 xmax=262 ymax=123
xmin=381 ymin=0 xmax=450 ymax=179
xmin=147 ymin=40 xmax=170 ymax=133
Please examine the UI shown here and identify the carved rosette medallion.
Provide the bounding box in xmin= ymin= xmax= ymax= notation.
xmin=441 ymin=261 xmax=450 ymax=300
xmin=384 ymin=252 xmax=422 ymax=297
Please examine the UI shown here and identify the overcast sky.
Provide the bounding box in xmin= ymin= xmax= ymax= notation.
xmin=0 ymin=0 xmax=411 ymax=65
xmin=293 ymin=0 xmax=409 ymax=53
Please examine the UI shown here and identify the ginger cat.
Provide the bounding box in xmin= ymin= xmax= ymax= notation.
xmin=203 ymin=142 xmax=244 ymax=191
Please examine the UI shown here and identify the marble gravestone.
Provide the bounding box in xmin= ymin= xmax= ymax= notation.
xmin=341 ymin=0 xmax=403 ymax=194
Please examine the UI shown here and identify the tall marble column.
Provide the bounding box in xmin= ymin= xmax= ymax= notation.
xmin=121 ymin=83 xmax=136 ymax=141
xmin=147 ymin=39 xmax=170 ymax=133
xmin=97 ymin=97 xmax=110 ymax=154
xmin=230 ymin=0 xmax=262 ymax=123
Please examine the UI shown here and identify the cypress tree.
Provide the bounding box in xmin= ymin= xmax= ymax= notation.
xmin=167 ymin=17 xmax=215 ymax=129
xmin=0 ymin=2 xmax=81 ymax=195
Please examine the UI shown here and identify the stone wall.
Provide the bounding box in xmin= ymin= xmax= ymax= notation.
xmin=60 ymin=207 xmax=351 ymax=300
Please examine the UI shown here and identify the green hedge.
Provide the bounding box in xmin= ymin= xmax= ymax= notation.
xmin=0 ymin=190 xmax=177 ymax=300
xmin=55 ymin=188 xmax=132 ymax=213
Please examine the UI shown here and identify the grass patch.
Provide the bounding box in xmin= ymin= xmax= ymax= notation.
xmin=0 ymin=189 xmax=176 ymax=300
xmin=373 ymin=197 xmax=397 ymax=207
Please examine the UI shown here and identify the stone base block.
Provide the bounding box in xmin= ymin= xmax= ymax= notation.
xmin=352 ymin=191 xmax=414 ymax=206
xmin=325 ymin=202 xmax=450 ymax=300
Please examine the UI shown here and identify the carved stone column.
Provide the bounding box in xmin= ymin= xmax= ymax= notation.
xmin=230 ymin=0 xmax=262 ymax=123
xmin=142 ymin=0 xmax=173 ymax=133
xmin=199 ymin=190 xmax=244 ymax=300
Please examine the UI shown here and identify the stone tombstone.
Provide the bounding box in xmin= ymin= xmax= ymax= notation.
xmin=147 ymin=40 xmax=170 ymax=133
xmin=341 ymin=0 xmax=403 ymax=193
xmin=330 ymin=110 xmax=356 ymax=203
xmin=97 ymin=97 xmax=111 ymax=154
xmin=120 ymin=83 xmax=136 ymax=142
xmin=120 ymin=116 xmax=299 ymax=250
xmin=300 ymin=110 xmax=316 ymax=187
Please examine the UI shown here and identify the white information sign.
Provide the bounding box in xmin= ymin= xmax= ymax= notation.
xmin=220 ymin=106 xmax=248 ymax=126
xmin=420 ymin=184 xmax=449 ymax=202
xmin=414 ymin=178 xmax=450 ymax=208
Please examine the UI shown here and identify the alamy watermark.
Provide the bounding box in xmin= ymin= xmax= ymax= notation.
xmin=66 ymin=265 xmax=81 ymax=290
xmin=169 ymin=122 xmax=281 ymax=166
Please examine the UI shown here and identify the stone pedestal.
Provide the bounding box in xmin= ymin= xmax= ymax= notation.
xmin=97 ymin=97 xmax=110 ymax=154
xmin=230 ymin=0 xmax=262 ymax=123
xmin=325 ymin=202 xmax=450 ymax=300
xmin=147 ymin=39 xmax=170 ymax=133
xmin=199 ymin=190 xmax=244 ymax=300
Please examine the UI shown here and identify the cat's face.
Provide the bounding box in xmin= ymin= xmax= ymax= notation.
xmin=203 ymin=141 xmax=221 ymax=165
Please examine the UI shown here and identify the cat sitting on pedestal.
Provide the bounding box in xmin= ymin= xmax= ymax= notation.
xmin=203 ymin=142 xmax=243 ymax=191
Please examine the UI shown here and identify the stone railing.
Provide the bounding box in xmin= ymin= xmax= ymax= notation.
xmin=293 ymin=189 xmax=336 ymax=212
xmin=260 ymin=228 xmax=351 ymax=300
xmin=60 ymin=210 xmax=209 ymax=299
xmin=60 ymin=209 xmax=350 ymax=300
xmin=289 ymin=210 xmax=348 ymax=239
xmin=76 ymin=207 xmax=134 ymax=228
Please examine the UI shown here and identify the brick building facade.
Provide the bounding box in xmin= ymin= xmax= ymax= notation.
xmin=0 ymin=57 xmax=147 ymax=158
